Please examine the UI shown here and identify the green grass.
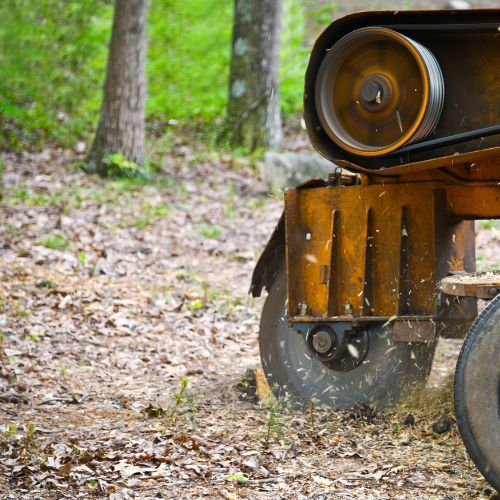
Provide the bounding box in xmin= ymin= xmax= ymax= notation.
xmin=2 ymin=176 xmax=178 ymax=215
xmin=0 ymin=1 xmax=111 ymax=149
xmin=131 ymin=202 xmax=172 ymax=229
xmin=280 ymin=0 xmax=309 ymax=114
xmin=37 ymin=279 xmax=55 ymax=289
xmin=0 ymin=0 xmax=309 ymax=151
xmin=37 ymin=234 xmax=69 ymax=250
xmin=478 ymin=220 xmax=500 ymax=230
xmin=3 ymin=184 xmax=83 ymax=209
xmin=196 ymin=223 xmax=221 ymax=239
xmin=5 ymin=225 xmax=20 ymax=238
xmin=147 ymin=0 xmax=233 ymax=125
xmin=5 ymin=186 xmax=65 ymax=208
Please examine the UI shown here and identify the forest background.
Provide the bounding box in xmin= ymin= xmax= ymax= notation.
xmin=0 ymin=0 xmax=310 ymax=153
xmin=6 ymin=0 xmax=496 ymax=154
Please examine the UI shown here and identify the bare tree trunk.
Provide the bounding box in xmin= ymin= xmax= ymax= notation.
xmin=87 ymin=0 xmax=148 ymax=175
xmin=225 ymin=0 xmax=283 ymax=151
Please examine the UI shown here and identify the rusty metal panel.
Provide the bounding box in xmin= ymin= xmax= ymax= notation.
xmin=446 ymin=185 xmax=500 ymax=219
xmin=285 ymin=188 xmax=331 ymax=317
xmin=285 ymin=182 xmax=442 ymax=320
xmin=393 ymin=320 xmax=436 ymax=342
xmin=285 ymin=174 xmax=498 ymax=324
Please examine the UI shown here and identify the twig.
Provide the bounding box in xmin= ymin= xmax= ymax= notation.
xmin=0 ymin=394 xmax=27 ymax=404
xmin=242 ymin=472 xmax=303 ymax=485
xmin=39 ymin=395 xmax=79 ymax=405
xmin=313 ymin=471 xmax=386 ymax=482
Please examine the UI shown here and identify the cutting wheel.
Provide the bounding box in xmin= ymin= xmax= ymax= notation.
xmin=455 ymin=294 xmax=500 ymax=492
xmin=315 ymin=27 xmax=444 ymax=156
xmin=259 ymin=266 xmax=437 ymax=408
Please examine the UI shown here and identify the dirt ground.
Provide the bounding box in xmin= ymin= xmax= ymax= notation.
xmin=0 ymin=138 xmax=499 ymax=499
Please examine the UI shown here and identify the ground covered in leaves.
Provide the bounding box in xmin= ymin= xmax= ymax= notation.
xmin=0 ymin=142 xmax=499 ymax=499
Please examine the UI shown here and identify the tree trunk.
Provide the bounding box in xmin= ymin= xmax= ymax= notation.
xmin=225 ymin=0 xmax=283 ymax=151
xmin=87 ymin=0 xmax=148 ymax=175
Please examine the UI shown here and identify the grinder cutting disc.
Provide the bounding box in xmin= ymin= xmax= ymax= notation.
xmin=315 ymin=27 xmax=445 ymax=156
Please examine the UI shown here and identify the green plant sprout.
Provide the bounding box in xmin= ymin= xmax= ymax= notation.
xmin=227 ymin=472 xmax=247 ymax=483
xmin=38 ymin=234 xmax=69 ymax=250
xmin=263 ymin=397 xmax=285 ymax=449
xmin=170 ymin=377 xmax=191 ymax=421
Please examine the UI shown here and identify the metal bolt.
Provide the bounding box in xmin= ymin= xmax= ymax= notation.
xmin=344 ymin=301 xmax=353 ymax=316
xmin=298 ymin=302 xmax=308 ymax=316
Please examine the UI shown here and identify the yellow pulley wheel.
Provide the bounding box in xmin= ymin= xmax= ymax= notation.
xmin=315 ymin=27 xmax=445 ymax=157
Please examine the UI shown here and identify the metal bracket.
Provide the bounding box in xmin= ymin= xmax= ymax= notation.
xmin=440 ymin=273 xmax=500 ymax=300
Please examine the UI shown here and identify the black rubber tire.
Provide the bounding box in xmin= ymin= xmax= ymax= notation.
xmin=259 ymin=267 xmax=437 ymax=409
xmin=454 ymin=293 xmax=500 ymax=493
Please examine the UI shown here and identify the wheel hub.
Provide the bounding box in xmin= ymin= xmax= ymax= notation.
xmin=311 ymin=329 xmax=334 ymax=353
xmin=359 ymin=74 xmax=392 ymax=110
xmin=305 ymin=325 xmax=369 ymax=372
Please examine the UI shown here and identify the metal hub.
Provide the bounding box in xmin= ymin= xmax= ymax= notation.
xmin=359 ymin=74 xmax=392 ymax=110
xmin=305 ymin=326 xmax=370 ymax=372
xmin=311 ymin=329 xmax=334 ymax=353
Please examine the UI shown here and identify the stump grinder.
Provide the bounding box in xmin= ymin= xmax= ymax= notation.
xmin=251 ymin=9 xmax=500 ymax=491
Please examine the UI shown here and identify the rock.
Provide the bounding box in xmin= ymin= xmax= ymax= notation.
xmin=261 ymin=151 xmax=338 ymax=191
xmin=445 ymin=0 xmax=471 ymax=9
xmin=75 ymin=141 xmax=86 ymax=154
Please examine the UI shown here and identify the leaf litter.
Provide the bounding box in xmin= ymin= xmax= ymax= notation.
xmin=0 ymin=144 xmax=499 ymax=499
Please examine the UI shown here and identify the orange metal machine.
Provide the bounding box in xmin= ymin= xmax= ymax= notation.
xmin=251 ymin=9 xmax=499 ymax=491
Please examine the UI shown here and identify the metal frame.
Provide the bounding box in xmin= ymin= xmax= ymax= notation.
xmin=284 ymin=162 xmax=499 ymax=341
